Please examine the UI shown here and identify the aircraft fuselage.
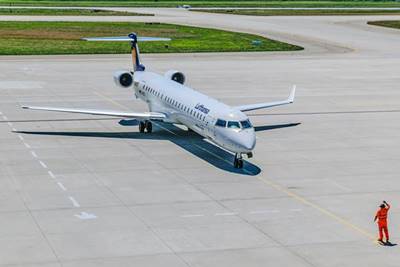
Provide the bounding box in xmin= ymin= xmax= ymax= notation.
xmin=133 ymin=71 xmax=256 ymax=155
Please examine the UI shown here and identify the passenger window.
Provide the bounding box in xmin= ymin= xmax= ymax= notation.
xmin=228 ymin=121 xmax=241 ymax=129
xmin=215 ymin=119 xmax=227 ymax=127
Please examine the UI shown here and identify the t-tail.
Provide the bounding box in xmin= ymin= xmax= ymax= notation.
xmin=82 ymin=33 xmax=170 ymax=72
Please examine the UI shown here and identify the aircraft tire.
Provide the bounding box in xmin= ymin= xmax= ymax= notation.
xmin=238 ymin=159 xmax=243 ymax=169
xmin=145 ymin=121 xmax=153 ymax=133
xmin=234 ymin=158 xmax=239 ymax=168
xmin=139 ymin=121 xmax=145 ymax=133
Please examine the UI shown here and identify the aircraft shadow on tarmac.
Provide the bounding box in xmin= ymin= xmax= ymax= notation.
xmin=16 ymin=121 xmax=300 ymax=176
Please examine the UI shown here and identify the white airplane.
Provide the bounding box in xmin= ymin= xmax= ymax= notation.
xmin=23 ymin=33 xmax=295 ymax=168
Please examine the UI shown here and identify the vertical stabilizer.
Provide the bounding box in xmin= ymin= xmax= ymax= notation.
xmin=128 ymin=33 xmax=145 ymax=72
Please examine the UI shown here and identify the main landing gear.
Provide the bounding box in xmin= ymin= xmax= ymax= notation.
xmin=234 ymin=153 xmax=244 ymax=169
xmin=139 ymin=120 xmax=153 ymax=133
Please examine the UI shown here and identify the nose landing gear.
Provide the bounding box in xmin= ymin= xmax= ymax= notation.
xmin=234 ymin=153 xmax=244 ymax=169
xmin=139 ymin=120 xmax=153 ymax=133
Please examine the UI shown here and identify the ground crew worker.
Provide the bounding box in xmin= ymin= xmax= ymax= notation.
xmin=374 ymin=200 xmax=391 ymax=244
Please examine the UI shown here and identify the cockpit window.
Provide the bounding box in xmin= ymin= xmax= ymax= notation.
xmin=227 ymin=121 xmax=241 ymax=129
xmin=215 ymin=119 xmax=226 ymax=127
xmin=240 ymin=119 xmax=252 ymax=129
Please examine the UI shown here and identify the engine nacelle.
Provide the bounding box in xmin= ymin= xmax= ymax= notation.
xmin=113 ymin=70 xmax=133 ymax=88
xmin=164 ymin=70 xmax=185 ymax=85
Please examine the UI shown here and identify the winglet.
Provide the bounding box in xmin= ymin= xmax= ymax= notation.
xmin=288 ymin=85 xmax=296 ymax=103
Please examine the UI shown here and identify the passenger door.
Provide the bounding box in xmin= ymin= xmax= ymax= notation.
xmin=206 ymin=115 xmax=216 ymax=139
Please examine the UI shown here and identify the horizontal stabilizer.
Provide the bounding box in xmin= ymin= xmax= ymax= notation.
xmin=22 ymin=106 xmax=166 ymax=120
xmin=82 ymin=36 xmax=171 ymax=42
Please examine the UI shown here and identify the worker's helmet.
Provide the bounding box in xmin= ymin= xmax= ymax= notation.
xmin=380 ymin=204 xmax=385 ymax=208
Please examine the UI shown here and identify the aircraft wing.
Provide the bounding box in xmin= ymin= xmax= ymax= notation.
xmin=22 ymin=106 xmax=166 ymax=120
xmin=235 ymin=86 xmax=296 ymax=112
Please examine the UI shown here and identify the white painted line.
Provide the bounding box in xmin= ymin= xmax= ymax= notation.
xmin=290 ymin=208 xmax=303 ymax=212
xmin=75 ymin=212 xmax=97 ymax=220
xmin=48 ymin=170 xmax=56 ymax=179
xmin=329 ymin=180 xmax=352 ymax=192
xmin=215 ymin=212 xmax=238 ymax=216
xmin=250 ymin=210 xmax=280 ymax=214
xmin=68 ymin=196 xmax=81 ymax=208
xmin=30 ymin=151 xmax=38 ymax=158
xmin=7 ymin=122 xmax=12 ymax=127
xmin=18 ymin=134 xmax=24 ymax=141
xmin=39 ymin=160 xmax=47 ymax=169
xmin=57 ymin=182 xmax=67 ymax=191
xmin=24 ymin=142 xmax=31 ymax=149
xmin=11 ymin=127 xmax=16 ymax=131
xmin=181 ymin=214 xmax=205 ymax=218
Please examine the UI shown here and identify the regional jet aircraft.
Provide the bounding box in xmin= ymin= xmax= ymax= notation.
xmin=23 ymin=33 xmax=295 ymax=168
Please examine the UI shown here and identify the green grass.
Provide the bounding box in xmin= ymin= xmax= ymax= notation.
xmin=192 ymin=8 xmax=400 ymax=16
xmin=368 ymin=20 xmax=400 ymax=29
xmin=0 ymin=21 xmax=302 ymax=55
xmin=0 ymin=8 xmax=153 ymax=15
xmin=1 ymin=1 xmax=400 ymax=8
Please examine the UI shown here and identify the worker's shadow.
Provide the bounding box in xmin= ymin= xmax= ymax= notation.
xmin=382 ymin=242 xmax=397 ymax=247
xmin=15 ymin=120 xmax=300 ymax=176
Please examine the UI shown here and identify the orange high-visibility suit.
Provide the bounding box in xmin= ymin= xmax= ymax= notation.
xmin=375 ymin=203 xmax=390 ymax=241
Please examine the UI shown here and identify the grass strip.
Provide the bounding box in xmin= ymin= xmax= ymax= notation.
xmin=0 ymin=8 xmax=153 ymax=16
xmin=0 ymin=21 xmax=302 ymax=55
xmin=368 ymin=20 xmax=400 ymax=29
xmin=1 ymin=1 xmax=400 ymax=8
xmin=192 ymin=8 xmax=400 ymax=16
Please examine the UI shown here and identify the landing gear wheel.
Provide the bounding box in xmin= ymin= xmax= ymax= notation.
xmin=145 ymin=121 xmax=153 ymax=133
xmin=238 ymin=159 xmax=243 ymax=168
xmin=234 ymin=154 xmax=244 ymax=169
xmin=139 ymin=121 xmax=145 ymax=133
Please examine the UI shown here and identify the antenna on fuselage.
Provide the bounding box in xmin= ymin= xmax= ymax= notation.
xmin=82 ymin=33 xmax=171 ymax=72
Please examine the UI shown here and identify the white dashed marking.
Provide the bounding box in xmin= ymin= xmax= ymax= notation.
xmin=290 ymin=208 xmax=303 ymax=212
xmin=249 ymin=210 xmax=280 ymax=214
xmin=215 ymin=212 xmax=237 ymax=216
xmin=181 ymin=214 xmax=204 ymax=218
xmin=75 ymin=212 xmax=97 ymax=220
xmin=68 ymin=196 xmax=81 ymax=208
xmin=1 ymin=110 xmax=85 ymax=213
xmin=329 ymin=180 xmax=352 ymax=192
xmin=57 ymin=182 xmax=67 ymax=191
xmin=39 ymin=160 xmax=47 ymax=169
xmin=48 ymin=170 xmax=56 ymax=179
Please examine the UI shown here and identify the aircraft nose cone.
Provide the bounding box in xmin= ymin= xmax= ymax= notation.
xmin=243 ymin=135 xmax=256 ymax=151
xmin=239 ymin=130 xmax=256 ymax=152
